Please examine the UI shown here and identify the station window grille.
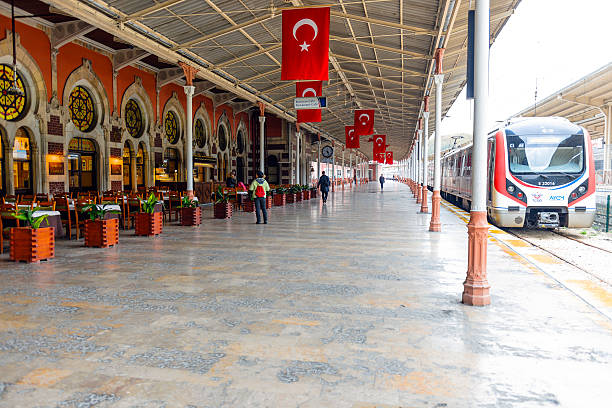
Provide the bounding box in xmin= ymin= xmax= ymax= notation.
xmin=0 ymin=64 xmax=27 ymax=121
xmin=69 ymin=85 xmax=96 ymax=132
xmin=125 ymin=99 xmax=144 ymax=138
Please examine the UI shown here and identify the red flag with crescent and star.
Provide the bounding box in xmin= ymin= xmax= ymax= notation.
xmin=385 ymin=151 xmax=393 ymax=164
xmin=376 ymin=152 xmax=386 ymax=164
xmin=372 ymin=135 xmax=386 ymax=153
xmin=296 ymin=81 xmax=322 ymax=123
xmin=354 ymin=109 xmax=375 ymax=136
xmin=281 ymin=7 xmax=330 ymax=80
xmin=345 ymin=126 xmax=359 ymax=148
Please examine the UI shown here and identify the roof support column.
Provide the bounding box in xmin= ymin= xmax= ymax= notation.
xmin=349 ymin=150 xmax=353 ymax=187
xmin=416 ymin=124 xmax=423 ymax=204
xmin=421 ymin=99 xmax=430 ymax=213
xmin=180 ymin=62 xmax=198 ymax=197
xmin=317 ymin=136 xmax=321 ymax=181
xmin=296 ymin=124 xmax=301 ymax=185
xmin=605 ymin=104 xmax=611 ymax=177
xmin=341 ymin=148 xmax=345 ymax=189
xmin=430 ymin=48 xmax=445 ymax=232
xmin=463 ymin=0 xmax=491 ymax=307
xmin=258 ymin=103 xmax=265 ymax=174
xmin=331 ymin=142 xmax=335 ymax=192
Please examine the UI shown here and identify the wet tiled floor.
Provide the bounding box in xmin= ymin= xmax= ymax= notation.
xmin=1 ymin=182 xmax=611 ymax=407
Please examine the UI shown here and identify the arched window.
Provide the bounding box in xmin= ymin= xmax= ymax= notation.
xmin=69 ymin=85 xmax=97 ymax=132
xmin=218 ymin=124 xmax=227 ymax=151
xmin=194 ymin=118 xmax=206 ymax=149
xmin=237 ymin=130 xmax=245 ymax=154
xmin=123 ymin=142 xmax=133 ymax=191
xmin=0 ymin=64 xmax=27 ymax=121
xmin=164 ymin=111 xmax=179 ymax=144
xmin=136 ymin=144 xmax=146 ymax=188
xmin=13 ymin=128 xmax=32 ymax=195
xmin=125 ymin=99 xmax=144 ymax=138
xmin=68 ymin=137 xmax=97 ymax=192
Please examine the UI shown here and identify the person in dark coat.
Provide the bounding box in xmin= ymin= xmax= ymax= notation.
xmin=379 ymin=174 xmax=385 ymax=190
xmin=226 ymin=170 xmax=237 ymax=188
xmin=318 ymin=171 xmax=331 ymax=203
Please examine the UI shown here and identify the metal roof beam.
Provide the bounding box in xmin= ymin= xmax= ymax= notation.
xmin=215 ymin=44 xmax=282 ymax=68
xmin=113 ymin=49 xmax=150 ymax=71
xmin=332 ymin=53 xmax=425 ymax=77
xmin=51 ymin=20 xmax=96 ymax=49
xmin=330 ymin=10 xmax=438 ymax=36
xmin=157 ymin=67 xmax=184 ymax=88
xmin=121 ymin=0 xmax=187 ymax=22
xmin=175 ymin=13 xmax=274 ymax=50
xmin=330 ymin=35 xmax=430 ymax=59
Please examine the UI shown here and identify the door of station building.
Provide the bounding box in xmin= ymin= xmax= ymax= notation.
xmin=68 ymin=137 xmax=97 ymax=193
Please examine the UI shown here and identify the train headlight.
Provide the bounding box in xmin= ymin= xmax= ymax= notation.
xmin=578 ymin=186 xmax=586 ymax=194
xmin=507 ymin=185 xmax=515 ymax=193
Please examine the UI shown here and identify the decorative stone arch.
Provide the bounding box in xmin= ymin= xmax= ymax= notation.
xmin=62 ymin=59 xmax=111 ymax=127
xmin=193 ymin=102 xmax=212 ymax=155
xmin=120 ymin=77 xmax=155 ymax=139
xmin=161 ymin=92 xmax=185 ymax=182
xmin=62 ymin=73 xmax=109 ymax=191
xmin=0 ymin=32 xmax=47 ymax=119
xmin=215 ymin=112 xmax=231 ymax=153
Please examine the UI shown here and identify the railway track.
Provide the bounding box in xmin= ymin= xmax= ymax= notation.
xmin=503 ymin=227 xmax=612 ymax=287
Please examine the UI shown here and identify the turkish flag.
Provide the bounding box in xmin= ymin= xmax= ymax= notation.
xmin=372 ymin=135 xmax=386 ymax=153
xmin=296 ymin=81 xmax=322 ymax=123
xmin=354 ymin=109 xmax=375 ymax=136
xmin=385 ymin=151 xmax=393 ymax=164
xmin=376 ymin=152 xmax=386 ymax=163
xmin=345 ymin=126 xmax=359 ymax=148
xmin=281 ymin=7 xmax=330 ymax=80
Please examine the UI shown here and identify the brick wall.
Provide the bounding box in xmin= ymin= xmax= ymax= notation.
xmin=49 ymin=182 xmax=65 ymax=195
xmin=111 ymin=180 xmax=122 ymax=191
xmin=110 ymin=126 xmax=122 ymax=143
xmin=47 ymin=115 xmax=63 ymax=136
xmin=154 ymin=133 xmax=162 ymax=148
xmin=155 ymin=152 xmax=163 ymax=167
xmin=48 ymin=142 xmax=64 ymax=155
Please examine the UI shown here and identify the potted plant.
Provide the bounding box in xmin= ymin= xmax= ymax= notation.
xmin=179 ymin=196 xmax=202 ymax=226
xmin=286 ymin=186 xmax=299 ymax=203
xmin=214 ymin=186 xmax=232 ymax=219
xmin=290 ymin=185 xmax=302 ymax=202
xmin=10 ymin=209 xmax=54 ymax=263
xmin=81 ymin=204 xmax=121 ymax=248
xmin=243 ymin=195 xmax=255 ymax=212
xmin=266 ymin=193 xmax=273 ymax=209
xmin=274 ymin=187 xmax=287 ymax=206
xmin=135 ymin=193 xmax=163 ymax=236
xmin=310 ymin=186 xmax=318 ymax=198
xmin=302 ymin=184 xmax=311 ymax=200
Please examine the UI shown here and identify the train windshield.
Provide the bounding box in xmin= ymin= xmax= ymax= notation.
xmin=507 ymin=134 xmax=584 ymax=174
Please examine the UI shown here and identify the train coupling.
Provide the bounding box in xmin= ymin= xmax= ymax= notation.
xmin=537 ymin=212 xmax=560 ymax=228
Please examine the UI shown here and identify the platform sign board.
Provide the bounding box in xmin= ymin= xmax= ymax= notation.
xmin=294 ymin=97 xmax=327 ymax=110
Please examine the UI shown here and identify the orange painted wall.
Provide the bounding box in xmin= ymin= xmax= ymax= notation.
xmin=158 ymin=83 xmax=187 ymax=120
xmin=116 ymin=66 xmax=157 ymax=120
xmin=57 ymin=43 xmax=113 ymax=110
xmin=0 ymin=16 xmax=52 ymax=101
xmin=193 ymin=94 xmax=214 ymax=123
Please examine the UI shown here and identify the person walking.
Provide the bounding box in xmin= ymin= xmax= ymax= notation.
xmin=249 ymin=170 xmax=270 ymax=224
xmin=318 ymin=171 xmax=331 ymax=203
xmin=379 ymin=174 xmax=385 ymax=191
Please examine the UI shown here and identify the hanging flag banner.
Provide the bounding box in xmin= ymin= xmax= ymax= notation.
xmin=296 ymin=81 xmax=322 ymax=123
xmin=376 ymin=152 xmax=386 ymax=164
xmin=281 ymin=7 xmax=330 ymax=80
xmin=345 ymin=126 xmax=359 ymax=148
xmin=354 ymin=109 xmax=375 ymax=136
xmin=385 ymin=151 xmax=393 ymax=164
xmin=372 ymin=134 xmax=386 ymax=153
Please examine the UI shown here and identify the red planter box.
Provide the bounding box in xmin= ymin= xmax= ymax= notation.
xmin=274 ymin=194 xmax=286 ymax=206
xmin=303 ymin=190 xmax=310 ymax=200
xmin=84 ymin=218 xmax=119 ymax=248
xmin=214 ymin=202 xmax=232 ymax=219
xmin=180 ymin=207 xmax=202 ymax=226
xmin=296 ymin=192 xmax=303 ymax=202
xmin=310 ymin=189 xmax=317 ymax=198
xmin=266 ymin=196 xmax=272 ymax=209
xmin=286 ymin=193 xmax=296 ymax=203
xmin=10 ymin=227 xmax=55 ymax=263
xmin=135 ymin=212 xmax=163 ymax=236
xmin=243 ymin=200 xmax=255 ymax=212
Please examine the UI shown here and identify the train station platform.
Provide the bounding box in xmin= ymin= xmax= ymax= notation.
xmin=0 ymin=182 xmax=611 ymax=407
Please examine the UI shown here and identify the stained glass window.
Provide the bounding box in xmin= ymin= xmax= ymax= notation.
xmin=69 ymin=86 xmax=96 ymax=132
xmin=165 ymin=111 xmax=179 ymax=144
xmin=125 ymin=99 xmax=144 ymax=138
xmin=237 ymin=130 xmax=245 ymax=154
xmin=194 ymin=118 xmax=205 ymax=148
xmin=0 ymin=64 xmax=27 ymax=121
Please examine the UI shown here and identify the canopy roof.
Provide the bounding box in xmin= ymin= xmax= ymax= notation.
xmin=33 ymin=0 xmax=520 ymax=158
xmin=514 ymin=62 xmax=612 ymax=140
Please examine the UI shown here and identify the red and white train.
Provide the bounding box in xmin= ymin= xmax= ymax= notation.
xmin=433 ymin=117 xmax=596 ymax=228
